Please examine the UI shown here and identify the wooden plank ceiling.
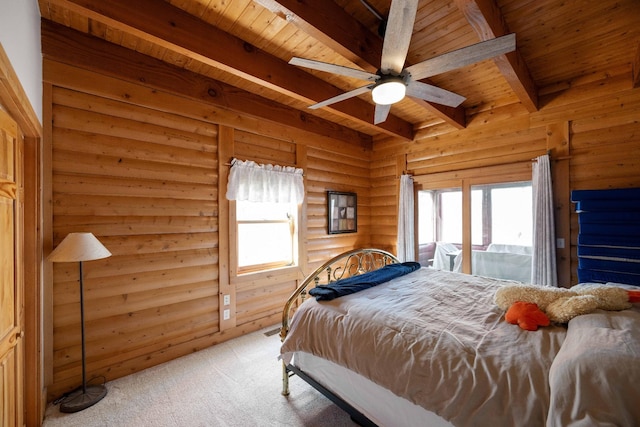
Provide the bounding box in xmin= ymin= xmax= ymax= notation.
xmin=39 ymin=0 xmax=640 ymax=144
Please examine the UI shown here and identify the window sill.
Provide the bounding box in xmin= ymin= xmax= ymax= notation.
xmin=230 ymin=265 xmax=305 ymax=286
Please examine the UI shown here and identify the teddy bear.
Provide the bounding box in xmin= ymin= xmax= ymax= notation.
xmin=494 ymin=283 xmax=637 ymax=329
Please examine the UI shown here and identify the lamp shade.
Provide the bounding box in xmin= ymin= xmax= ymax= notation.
xmin=48 ymin=232 xmax=112 ymax=262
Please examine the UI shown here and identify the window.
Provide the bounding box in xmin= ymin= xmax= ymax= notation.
xmin=417 ymin=175 xmax=533 ymax=283
xmin=235 ymin=200 xmax=298 ymax=274
xmin=226 ymin=158 xmax=304 ymax=277
xmin=484 ymin=183 xmax=532 ymax=245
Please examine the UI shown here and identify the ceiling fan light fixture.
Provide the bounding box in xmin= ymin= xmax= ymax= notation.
xmin=371 ymin=77 xmax=406 ymax=105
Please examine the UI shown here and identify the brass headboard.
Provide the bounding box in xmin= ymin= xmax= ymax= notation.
xmin=280 ymin=248 xmax=399 ymax=342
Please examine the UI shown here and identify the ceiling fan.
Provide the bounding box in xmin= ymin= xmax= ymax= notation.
xmin=289 ymin=0 xmax=516 ymax=124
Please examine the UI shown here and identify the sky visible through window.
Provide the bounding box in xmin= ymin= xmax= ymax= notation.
xmin=418 ymin=182 xmax=532 ymax=247
xmin=237 ymin=201 xmax=296 ymax=268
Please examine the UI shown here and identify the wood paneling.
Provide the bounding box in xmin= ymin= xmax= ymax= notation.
xmin=305 ymin=144 xmax=372 ymax=269
xmin=48 ymin=75 xmax=220 ymax=398
xmin=43 ymin=44 xmax=375 ymax=400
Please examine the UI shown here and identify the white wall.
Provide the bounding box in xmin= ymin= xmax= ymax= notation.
xmin=0 ymin=0 xmax=42 ymax=124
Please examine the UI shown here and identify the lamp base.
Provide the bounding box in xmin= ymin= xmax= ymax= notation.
xmin=60 ymin=384 xmax=107 ymax=413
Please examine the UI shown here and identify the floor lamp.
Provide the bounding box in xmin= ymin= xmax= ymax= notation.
xmin=48 ymin=232 xmax=112 ymax=413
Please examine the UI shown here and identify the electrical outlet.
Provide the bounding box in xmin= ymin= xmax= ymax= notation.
xmin=223 ymin=309 xmax=230 ymax=320
xmin=223 ymin=294 xmax=230 ymax=306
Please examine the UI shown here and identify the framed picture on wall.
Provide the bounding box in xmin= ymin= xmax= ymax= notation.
xmin=327 ymin=191 xmax=357 ymax=234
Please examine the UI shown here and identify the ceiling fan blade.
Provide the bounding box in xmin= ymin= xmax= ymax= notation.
xmin=405 ymin=33 xmax=516 ymax=81
xmin=374 ymin=104 xmax=392 ymax=124
xmin=308 ymin=84 xmax=374 ymax=110
xmin=289 ymin=57 xmax=378 ymax=82
xmin=380 ymin=0 xmax=419 ymax=75
xmin=406 ymin=81 xmax=466 ymax=107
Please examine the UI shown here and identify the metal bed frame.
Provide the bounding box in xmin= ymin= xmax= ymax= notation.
xmin=279 ymin=248 xmax=400 ymax=426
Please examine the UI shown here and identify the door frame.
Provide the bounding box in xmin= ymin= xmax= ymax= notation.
xmin=1 ymin=44 xmax=44 ymax=425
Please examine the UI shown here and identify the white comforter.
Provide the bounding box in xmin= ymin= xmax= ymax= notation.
xmin=547 ymin=309 xmax=640 ymax=426
xmin=281 ymin=268 xmax=568 ymax=426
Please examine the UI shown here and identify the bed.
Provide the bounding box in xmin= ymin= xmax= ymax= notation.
xmin=279 ymin=191 xmax=640 ymax=427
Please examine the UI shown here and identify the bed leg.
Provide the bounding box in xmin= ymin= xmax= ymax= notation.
xmin=282 ymin=361 xmax=290 ymax=396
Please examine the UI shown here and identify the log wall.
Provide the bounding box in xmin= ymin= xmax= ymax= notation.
xmin=48 ymin=81 xmax=220 ymax=398
xmin=44 ymin=55 xmax=372 ymax=399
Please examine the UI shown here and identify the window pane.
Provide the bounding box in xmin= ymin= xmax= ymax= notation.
xmin=237 ymin=222 xmax=293 ymax=267
xmin=470 ymin=182 xmax=532 ymax=283
xmin=491 ymin=185 xmax=532 ymax=245
xmin=236 ymin=200 xmax=297 ymax=271
xmin=440 ymin=190 xmax=462 ymax=244
xmin=418 ymin=191 xmax=434 ymax=244
xmin=471 ymin=189 xmax=483 ymax=246
xmin=417 ymin=189 xmax=461 ymax=270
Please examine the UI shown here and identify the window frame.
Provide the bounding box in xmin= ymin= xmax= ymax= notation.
xmin=229 ymin=200 xmax=303 ymax=281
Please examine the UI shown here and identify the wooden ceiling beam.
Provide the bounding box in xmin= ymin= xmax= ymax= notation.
xmin=40 ymin=20 xmax=373 ymax=147
xmin=50 ymin=0 xmax=414 ymax=140
xmin=256 ymin=0 xmax=381 ymax=73
xmin=264 ymin=0 xmax=466 ymax=129
xmin=455 ymin=0 xmax=539 ymax=112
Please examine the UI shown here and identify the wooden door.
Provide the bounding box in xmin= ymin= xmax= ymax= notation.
xmin=0 ymin=108 xmax=24 ymax=427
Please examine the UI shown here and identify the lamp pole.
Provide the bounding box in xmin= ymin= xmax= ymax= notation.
xmin=48 ymin=232 xmax=111 ymax=413
xmin=79 ymin=260 xmax=87 ymax=395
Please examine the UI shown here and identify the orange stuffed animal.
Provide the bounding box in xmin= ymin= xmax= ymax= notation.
xmin=505 ymin=301 xmax=550 ymax=331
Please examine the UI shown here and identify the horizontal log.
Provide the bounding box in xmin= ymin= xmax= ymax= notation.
xmin=52 ymin=249 xmax=218 ymax=284
xmin=53 ymin=273 xmax=218 ymax=322
xmin=52 ymin=173 xmax=216 ymax=201
xmin=55 ymin=263 xmax=218 ymax=305
xmin=53 ymin=85 xmax=218 ymax=138
xmin=52 ymin=316 xmax=219 ymax=383
xmin=52 ymin=193 xmax=217 ymax=217
xmin=54 ymin=293 xmax=220 ymax=348
xmin=233 ymin=141 xmax=297 ymax=166
xmin=53 ymin=104 xmax=216 ymax=154
xmin=52 ymin=150 xmax=216 ymax=185
xmin=53 ymin=215 xmax=217 ymax=237
xmin=53 ymin=127 xmax=217 ymax=170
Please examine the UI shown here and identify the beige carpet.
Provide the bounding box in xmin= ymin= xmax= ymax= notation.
xmin=43 ymin=326 xmax=357 ymax=427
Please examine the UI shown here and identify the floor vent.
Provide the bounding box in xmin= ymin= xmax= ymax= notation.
xmin=264 ymin=327 xmax=280 ymax=337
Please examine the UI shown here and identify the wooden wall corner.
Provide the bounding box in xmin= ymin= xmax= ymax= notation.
xmin=546 ymin=121 xmax=571 ymax=286
xmin=633 ymin=42 xmax=640 ymax=88
xmin=396 ymin=154 xmax=407 ymax=178
xmin=218 ymin=125 xmax=235 ymax=330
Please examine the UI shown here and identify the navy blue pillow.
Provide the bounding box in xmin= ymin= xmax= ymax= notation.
xmin=308 ymin=262 xmax=420 ymax=301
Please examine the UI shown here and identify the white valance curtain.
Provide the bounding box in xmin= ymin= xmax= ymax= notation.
xmin=531 ymin=154 xmax=557 ymax=286
xmin=397 ymin=174 xmax=415 ymax=262
xmin=226 ymin=158 xmax=304 ymax=203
